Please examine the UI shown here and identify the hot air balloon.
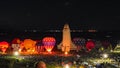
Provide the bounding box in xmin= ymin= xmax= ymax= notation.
xmin=42 ymin=37 xmax=56 ymax=52
xmin=12 ymin=38 xmax=21 ymax=44
xmin=22 ymin=39 xmax=36 ymax=53
xmin=86 ymin=40 xmax=95 ymax=51
xmin=0 ymin=41 xmax=9 ymax=54
xmin=73 ymin=38 xmax=85 ymax=52
xmin=11 ymin=38 xmax=21 ymax=52
xmin=35 ymin=40 xmax=44 ymax=53
xmin=19 ymin=41 xmax=24 ymax=52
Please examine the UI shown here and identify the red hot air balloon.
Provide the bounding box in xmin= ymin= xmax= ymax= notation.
xmin=86 ymin=40 xmax=95 ymax=51
xmin=12 ymin=38 xmax=21 ymax=51
xmin=12 ymin=38 xmax=21 ymax=44
xmin=42 ymin=37 xmax=56 ymax=52
xmin=0 ymin=41 xmax=9 ymax=54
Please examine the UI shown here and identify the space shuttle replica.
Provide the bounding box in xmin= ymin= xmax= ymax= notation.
xmin=57 ymin=24 xmax=77 ymax=53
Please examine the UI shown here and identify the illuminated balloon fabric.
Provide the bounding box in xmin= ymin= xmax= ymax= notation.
xmin=86 ymin=40 xmax=95 ymax=51
xmin=23 ymin=39 xmax=36 ymax=51
xmin=12 ymin=44 xmax=20 ymax=51
xmin=35 ymin=40 xmax=44 ymax=52
xmin=101 ymin=40 xmax=110 ymax=49
xmin=19 ymin=41 xmax=24 ymax=50
xmin=36 ymin=40 xmax=43 ymax=46
xmin=73 ymin=38 xmax=85 ymax=46
xmin=0 ymin=41 xmax=9 ymax=53
xmin=42 ymin=37 xmax=56 ymax=52
xmin=12 ymin=38 xmax=21 ymax=44
xmin=73 ymin=38 xmax=85 ymax=51
xmin=12 ymin=38 xmax=21 ymax=51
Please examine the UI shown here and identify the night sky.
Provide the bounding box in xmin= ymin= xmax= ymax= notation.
xmin=0 ymin=1 xmax=120 ymax=32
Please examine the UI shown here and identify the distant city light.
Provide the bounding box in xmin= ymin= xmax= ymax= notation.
xmin=46 ymin=29 xmax=97 ymax=32
xmin=88 ymin=30 xmax=97 ymax=32
xmin=105 ymin=35 xmax=111 ymax=38
xmin=33 ymin=30 xmax=37 ymax=32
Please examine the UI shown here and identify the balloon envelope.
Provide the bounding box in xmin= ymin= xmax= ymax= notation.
xmin=86 ymin=40 xmax=95 ymax=51
xmin=12 ymin=38 xmax=21 ymax=44
xmin=0 ymin=41 xmax=9 ymax=53
xmin=35 ymin=40 xmax=44 ymax=52
xmin=0 ymin=41 xmax=9 ymax=48
xmin=42 ymin=37 xmax=56 ymax=52
xmin=73 ymin=38 xmax=85 ymax=46
xmin=36 ymin=40 xmax=43 ymax=46
xmin=23 ymin=39 xmax=36 ymax=52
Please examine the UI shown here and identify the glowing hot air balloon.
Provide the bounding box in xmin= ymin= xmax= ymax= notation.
xmin=42 ymin=37 xmax=56 ymax=52
xmin=12 ymin=38 xmax=21 ymax=44
xmin=35 ymin=40 xmax=44 ymax=53
xmin=86 ymin=40 xmax=95 ymax=51
xmin=73 ymin=38 xmax=86 ymax=52
xmin=11 ymin=38 xmax=21 ymax=52
xmin=22 ymin=39 xmax=36 ymax=53
xmin=0 ymin=41 xmax=9 ymax=54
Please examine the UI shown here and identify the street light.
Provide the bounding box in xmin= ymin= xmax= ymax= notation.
xmin=63 ymin=64 xmax=70 ymax=68
xmin=102 ymin=53 xmax=108 ymax=58
xmin=14 ymin=51 xmax=19 ymax=56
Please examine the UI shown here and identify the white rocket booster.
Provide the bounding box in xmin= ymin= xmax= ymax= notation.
xmin=57 ymin=24 xmax=76 ymax=52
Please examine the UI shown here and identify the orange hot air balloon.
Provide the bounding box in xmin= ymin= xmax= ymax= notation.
xmin=23 ymin=39 xmax=36 ymax=53
xmin=42 ymin=37 xmax=56 ymax=52
xmin=0 ymin=41 xmax=9 ymax=53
